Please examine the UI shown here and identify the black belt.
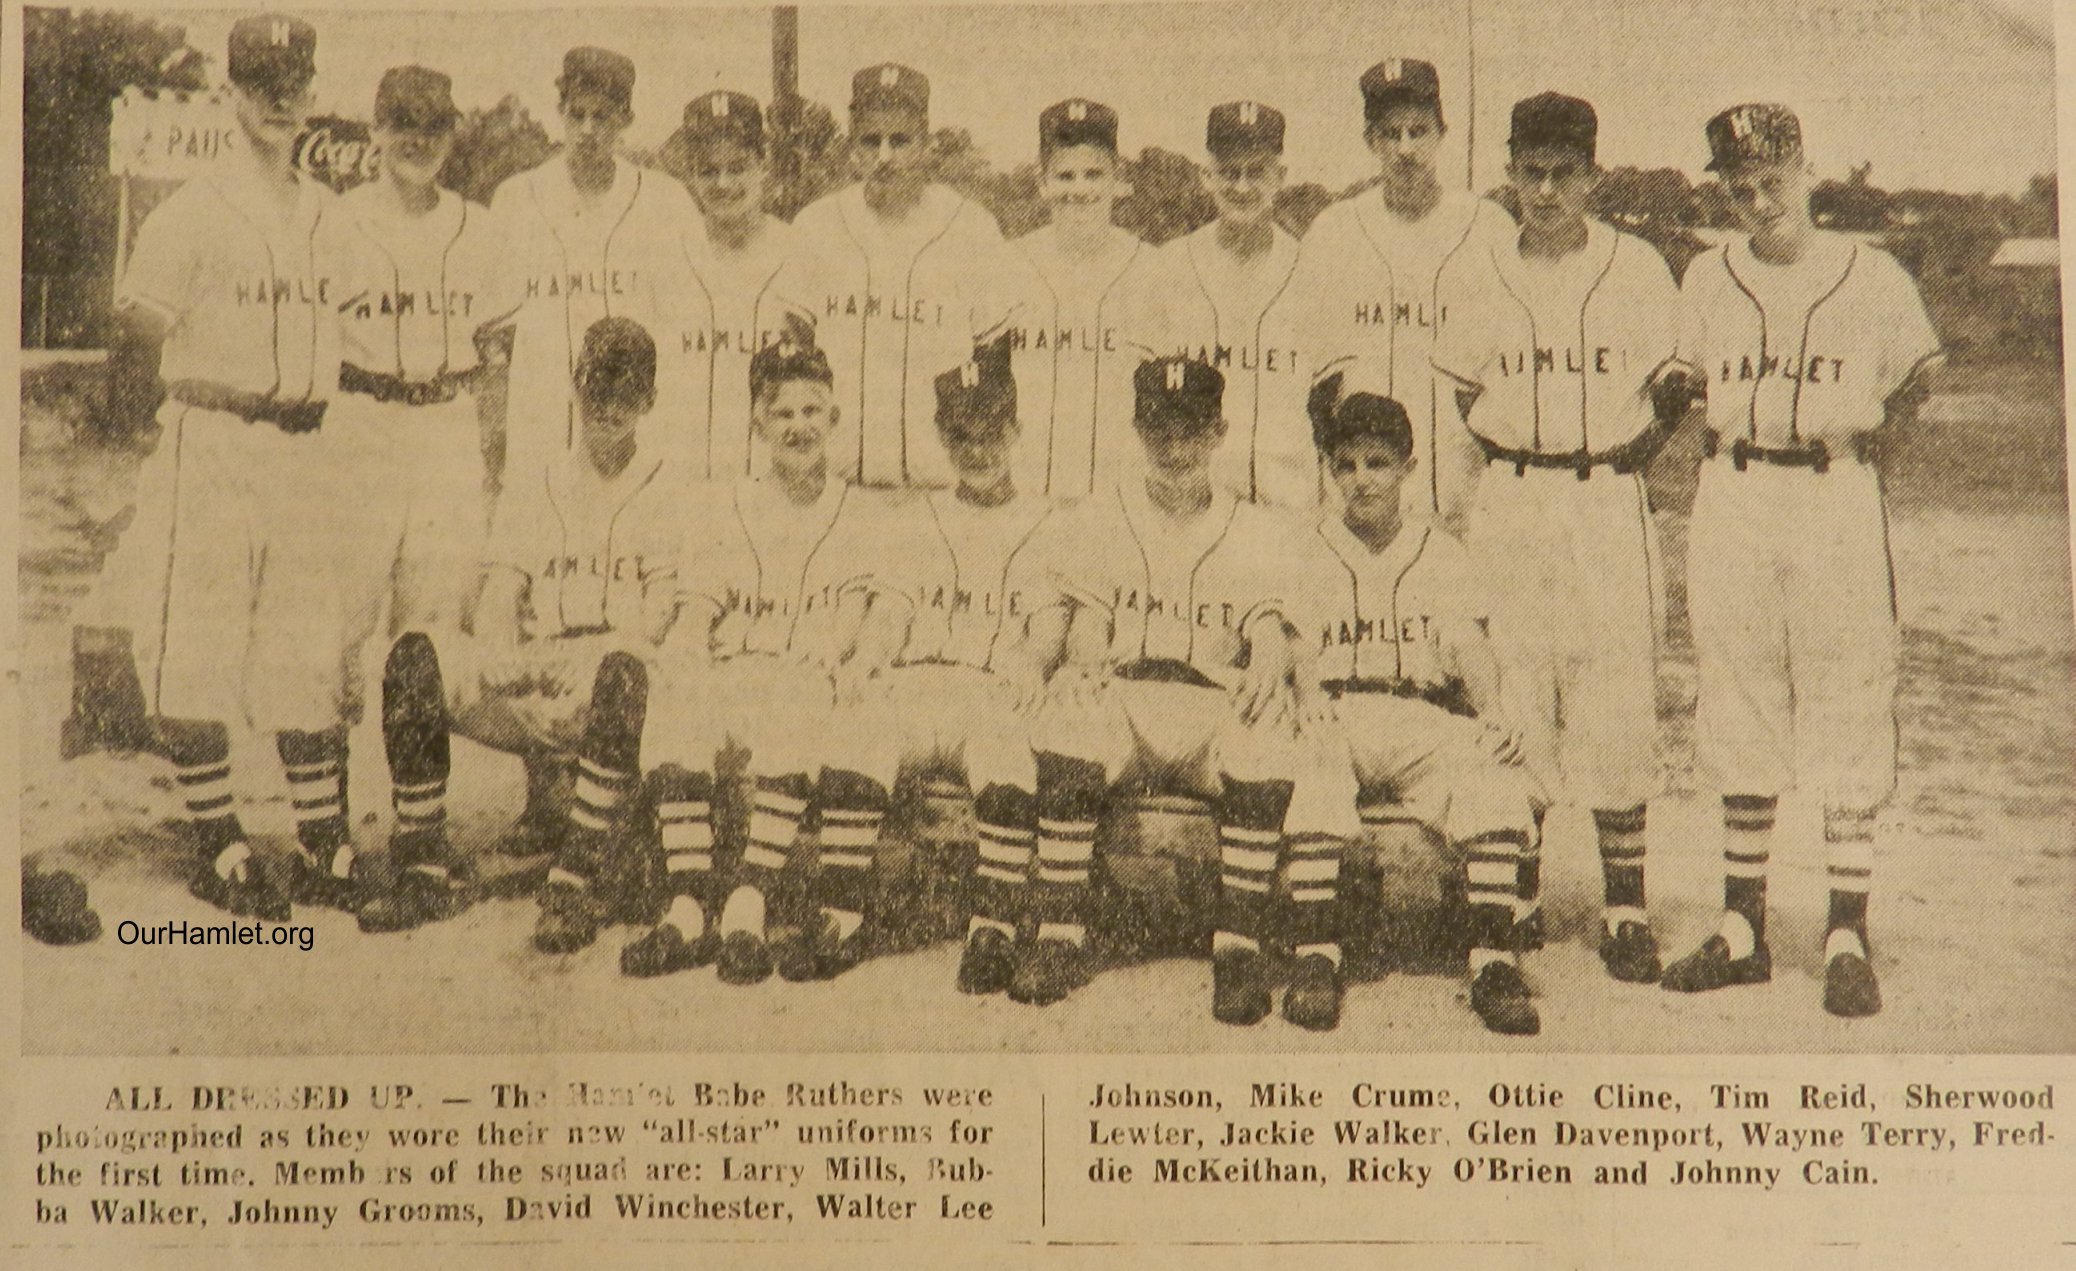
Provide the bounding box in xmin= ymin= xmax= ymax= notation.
xmin=340 ymin=362 xmax=478 ymax=406
xmin=1479 ymin=440 xmax=1646 ymax=480
xmin=1114 ymin=658 xmax=1223 ymax=690
xmin=1319 ymin=676 xmax=1475 ymax=718
xmin=168 ymin=379 xmax=326 ymax=434
xmin=1704 ymin=429 xmax=1879 ymax=472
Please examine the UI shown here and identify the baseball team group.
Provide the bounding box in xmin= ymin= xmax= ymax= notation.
xmin=35 ymin=12 xmax=1946 ymax=1038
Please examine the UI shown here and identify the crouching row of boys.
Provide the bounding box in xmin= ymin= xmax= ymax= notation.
xmin=362 ymin=316 xmax=1548 ymax=1036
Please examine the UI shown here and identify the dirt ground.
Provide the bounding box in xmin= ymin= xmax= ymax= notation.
xmin=16 ymin=357 xmax=2075 ymax=1055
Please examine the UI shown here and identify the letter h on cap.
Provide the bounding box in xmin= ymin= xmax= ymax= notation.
xmin=1165 ymin=361 xmax=1188 ymax=391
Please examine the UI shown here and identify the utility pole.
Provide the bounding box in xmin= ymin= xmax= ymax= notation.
xmin=771 ymin=6 xmax=802 ymax=214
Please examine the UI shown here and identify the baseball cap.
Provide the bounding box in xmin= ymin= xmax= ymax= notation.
xmin=1705 ymin=103 xmax=1803 ymax=172
xmin=1360 ymin=59 xmax=1443 ymax=128
xmin=676 ymin=91 xmax=764 ymax=152
xmin=1510 ymin=91 xmax=1597 ymax=161
xmin=576 ymin=317 xmax=656 ymax=402
xmin=749 ymin=316 xmax=834 ymax=401
xmin=558 ymin=46 xmax=635 ymax=110
xmin=852 ymin=63 xmax=928 ymax=117
xmin=935 ymin=333 xmax=1018 ymax=441
xmin=227 ymin=14 xmax=316 ymax=95
xmin=1206 ymin=100 xmax=1285 ymax=158
xmin=373 ymin=66 xmax=460 ymax=132
xmin=1135 ymin=357 xmax=1224 ymax=432
xmin=1307 ymin=360 xmax=1413 ymax=457
xmin=1040 ymin=98 xmax=1120 ymax=155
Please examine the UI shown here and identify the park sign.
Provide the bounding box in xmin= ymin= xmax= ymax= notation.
xmin=108 ymin=86 xmax=378 ymax=190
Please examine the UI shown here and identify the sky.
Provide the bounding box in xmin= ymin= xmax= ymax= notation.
xmin=137 ymin=0 xmax=2058 ymax=195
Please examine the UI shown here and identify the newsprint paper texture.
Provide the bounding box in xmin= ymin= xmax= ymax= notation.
xmin=3 ymin=0 xmax=2073 ymax=1264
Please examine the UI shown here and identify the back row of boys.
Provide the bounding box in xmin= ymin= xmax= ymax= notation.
xmin=88 ymin=16 xmax=1940 ymax=1039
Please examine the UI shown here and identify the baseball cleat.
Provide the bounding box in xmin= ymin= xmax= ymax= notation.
xmin=531 ymin=879 xmax=602 ymax=955
xmin=1599 ymin=919 xmax=1663 ymax=983
xmin=956 ymin=927 xmax=1016 ymax=996
xmin=1281 ymin=953 xmax=1343 ymax=1032
xmin=189 ymin=850 xmax=293 ymax=923
xmin=1008 ymin=936 xmax=1092 ymax=1006
xmin=1823 ymin=949 xmax=1882 ymax=1018
xmin=294 ymin=845 xmax=365 ymax=913
xmin=777 ymin=912 xmax=868 ymax=982
xmin=1469 ymin=960 xmax=1540 ymax=1036
xmin=22 ymin=871 xmax=102 ymax=945
xmin=620 ymin=921 xmax=718 ymax=979
xmin=1212 ymin=945 xmax=1273 ymax=1026
xmin=1659 ymin=934 xmax=1772 ymax=992
xmin=715 ymin=929 xmax=774 ymax=986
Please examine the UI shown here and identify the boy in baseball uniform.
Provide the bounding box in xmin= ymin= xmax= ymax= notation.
xmin=1290 ymin=364 xmax=1545 ymax=1035
xmin=788 ymin=63 xmax=1018 ymax=489
xmin=1288 ymin=59 xmax=1499 ymax=534
xmin=1026 ymin=357 xmax=1351 ymax=1028
xmin=1660 ymin=104 xmax=1942 ymax=1017
xmin=86 ymin=14 xmax=352 ymax=922
xmin=332 ymin=66 xmax=508 ymax=687
xmin=807 ymin=334 xmax=1068 ymax=991
xmin=1432 ymin=93 xmax=1689 ymax=985
xmin=666 ymin=90 xmax=814 ymax=481
xmin=488 ymin=47 xmax=703 ymax=488
xmin=1141 ymin=102 xmax=1312 ymax=507
xmin=365 ymin=318 xmax=683 ymax=943
xmin=619 ymin=331 xmax=906 ymax=983
xmin=1004 ymin=98 xmax=1160 ymax=499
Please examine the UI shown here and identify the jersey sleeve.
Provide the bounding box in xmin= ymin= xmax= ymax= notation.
xmin=1869 ymin=250 xmax=1943 ymax=394
xmin=1675 ymin=247 xmax=1725 ymax=373
xmin=483 ymin=481 xmax=547 ymax=580
xmin=1430 ymin=252 xmax=1496 ymax=388
xmin=116 ymin=185 xmax=204 ymax=326
xmin=455 ymin=197 xmax=523 ymax=332
xmin=1625 ymin=238 xmax=1685 ymax=381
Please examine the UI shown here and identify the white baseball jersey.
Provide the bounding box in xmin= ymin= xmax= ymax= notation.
xmin=1003 ymin=223 xmax=1160 ymax=498
xmin=673 ymin=218 xmax=813 ymax=480
xmin=1291 ymin=517 xmax=1487 ymax=693
xmin=1292 ymin=188 xmax=1501 ymax=513
xmin=1678 ymin=233 xmax=1941 ymax=446
xmin=485 ymin=449 xmax=681 ymax=640
xmin=1140 ymin=224 xmax=1313 ymax=506
xmin=1046 ymin=480 xmax=1298 ymax=688
xmin=888 ymin=490 xmax=1063 ymax=670
xmin=331 ymin=183 xmax=507 ymax=379
xmin=490 ymin=160 xmax=703 ymax=479
xmin=787 ymin=183 xmax=1017 ymax=487
xmin=1433 ymin=219 xmax=1680 ymax=456
xmin=682 ymin=477 xmax=898 ymax=663
xmin=118 ymin=164 xmax=342 ymax=399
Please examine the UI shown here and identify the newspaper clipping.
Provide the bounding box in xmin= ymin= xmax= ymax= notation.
xmin=7 ymin=0 xmax=2073 ymax=1265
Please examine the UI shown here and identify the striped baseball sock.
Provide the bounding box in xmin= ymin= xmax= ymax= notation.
xmin=1517 ymin=806 xmax=1546 ymax=939
xmin=278 ymin=727 xmax=349 ymax=870
xmin=1284 ymin=833 xmax=1344 ymax=965
xmin=649 ymin=765 xmax=716 ymax=937
xmin=1595 ymin=804 xmax=1648 ymax=933
xmin=1030 ymin=753 xmax=1105 ymax=947
xmin=381 ymin=630 xmax=450 ymax=870
xmin=1214 ymin=777 xmax=1294 ymax=956
xmin=1823 ymin=805 xmax=1877 ymax=960
xmin=164 ymin=720 xmax=246 ymax=872
xmin=722 ymin=771 xmax=810 ymax=936
xmin=555 ymin=651 xmax=648 ymax=891
xmin=1464 ymin=828 xmax=1529 ymax=974
xmin=1721 ymin=794 xmax=1776 ymax=958
xmin=970 ymin=782 xmax=1036 ymax=940
xmin=814 ymin=768 xmax=888 ymax=942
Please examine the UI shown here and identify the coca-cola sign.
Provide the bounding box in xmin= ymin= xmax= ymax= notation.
xmin=110 ymin=90 xmax=378 ymax=191
xmin=293 ymin=116 xmax=379 ymax=191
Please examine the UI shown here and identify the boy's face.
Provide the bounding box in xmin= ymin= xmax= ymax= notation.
xmin=233 ymin=78 xmax=313 ymax=155
xmin=1208 ymin=146 xmax=1285 ymax=229
xmin=851 ymin=105 xmax=929 ymax=202
xmin=1136 ymin=413 xmax=1225 ymax=476
xmin=578 ymin=383 xmax=650 ymax=471
xmin=1367 ymin=103 xmax=1443 ymax=190
xmin=376 ymin=122 xmax=453 ymax=188
xmin=1508 ymin=143 xmax=1598 ymax=236
xmin=1723 ymin=158 xmax=1812 ymax=239
xmin=754 ymin=378 xmax=839 ymax=468
xmin=1327 ymin=435 xmax=1413 ymax=522
xmin=561 ymin=87 xmax=631 ymax=162
xmin=1041 ymin=142 xmax=1126 ymax=227
xmin=943 ymin=416 xmax=1018 ymax=483
xmin=686 ymin=138 xmax=767 ymax=226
